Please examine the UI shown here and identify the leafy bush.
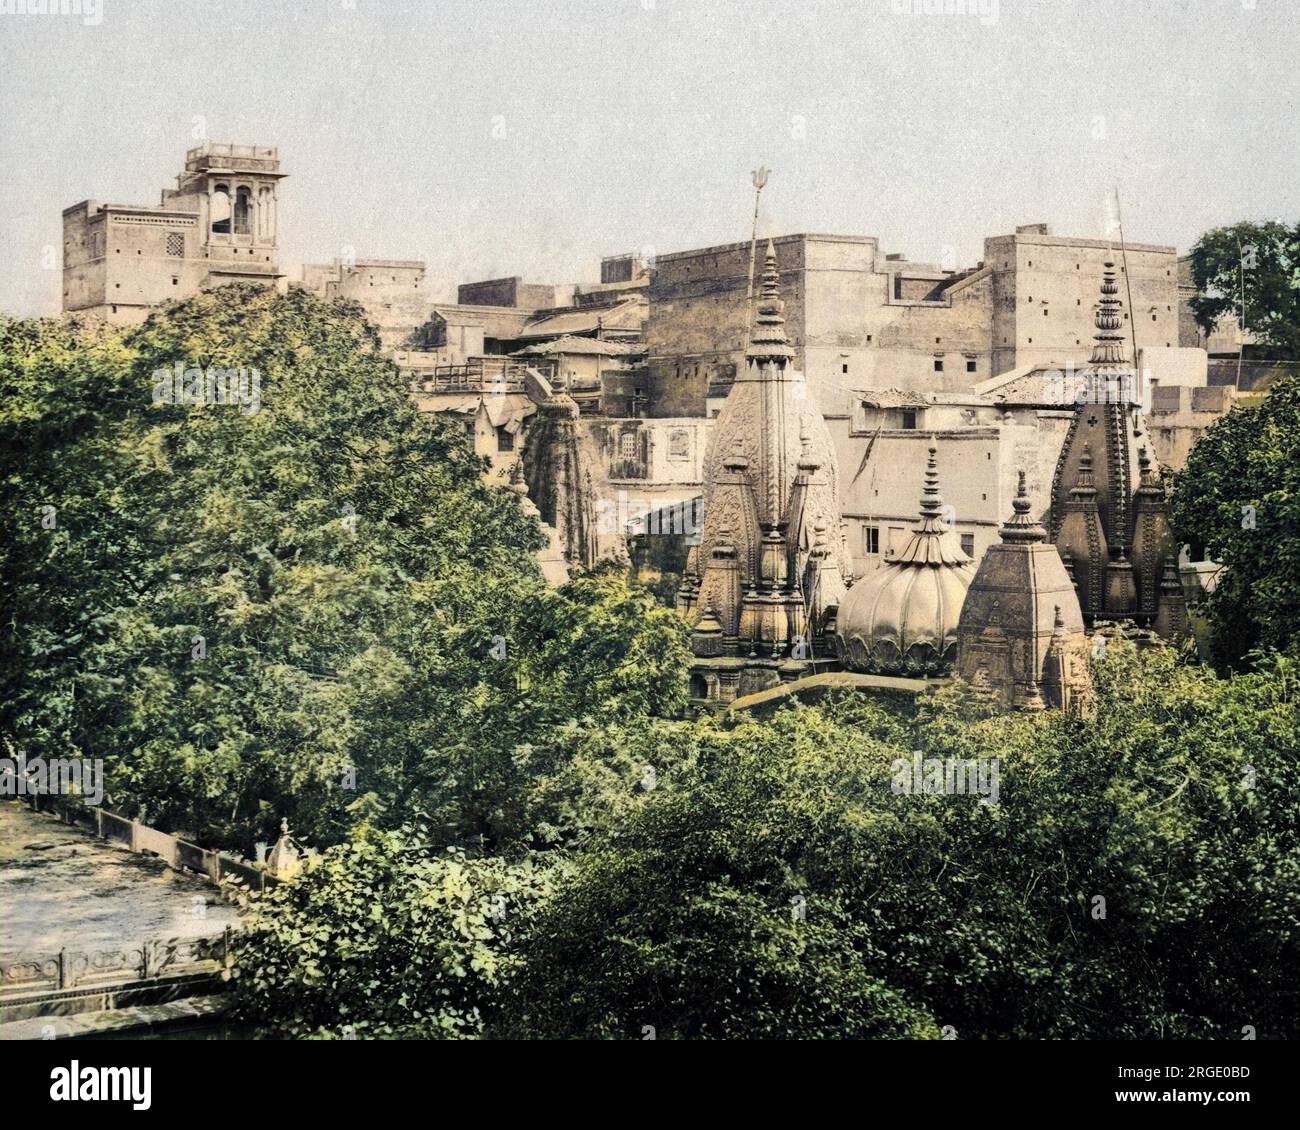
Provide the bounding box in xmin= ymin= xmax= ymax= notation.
xmin=494 ymin=645 xmax=1300 ymax=1039
xmin=229 ymin=826 xmax=565 ymax=1039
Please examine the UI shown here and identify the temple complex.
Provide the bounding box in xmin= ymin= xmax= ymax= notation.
xmin=56 ymin=144 xmax=1217 ymax=686
xmin=696 ymin=261 xmax=1186 ymax=712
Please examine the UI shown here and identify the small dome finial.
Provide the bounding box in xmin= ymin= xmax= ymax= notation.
xmin=919 ymin=441 xmax=942 ymax=514
xmin=1001 ymin=468 xmax=1046 ymax=544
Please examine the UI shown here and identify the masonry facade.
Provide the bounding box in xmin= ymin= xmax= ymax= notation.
xmin=63 ymin=143 xmax=285 ymax=324
xmin=58 ymin=143 xmax=1236 ymax=612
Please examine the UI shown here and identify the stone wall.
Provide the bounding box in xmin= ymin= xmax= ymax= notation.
xmin=322 ymin=260 xmax=432 ymax=350
xmin=646 ymin=233 xmax=1002 ymax=418
xmin=829 ymin=403 xmax=1072 ymax=582
xmin=458 ymin=276 xmax=558 ymax=309
xmin=986 ymin=230 xmax=1180 ymax=374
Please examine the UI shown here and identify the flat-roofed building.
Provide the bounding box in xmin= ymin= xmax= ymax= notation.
xmin=63 ymin=142 xmax=285 ymax=324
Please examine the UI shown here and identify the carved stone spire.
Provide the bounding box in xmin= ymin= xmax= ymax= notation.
xmin=681 ymin=234 xmax=848 ymax=701
xmin=1153 ymin=557 xmax=1190 ymax=640
xmin=1130 ymin=446 xmax=1173 ymax=620
xmin=1089 ymin=260 xmax=1128 ymax=369
xmin=1000 ymin=470 xmax=1048 ymax=545
xmin=745 ymin=239 xmax=796 ymax=363
xmin=1055 ymin=445 xmax=1108 ymax=618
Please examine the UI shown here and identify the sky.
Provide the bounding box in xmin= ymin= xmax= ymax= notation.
xmin=1 ymin=0 xmax=1297 ymax=316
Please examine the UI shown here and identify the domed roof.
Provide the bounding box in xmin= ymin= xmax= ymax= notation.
xmin=834 ymin=445 xmax=976 ymax=675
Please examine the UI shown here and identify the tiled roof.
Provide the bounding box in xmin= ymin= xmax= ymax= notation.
xmin=413 ymin=392 xmax=536 ymax=429
xmin=985 ymin=368 xmax=1090 ymax=405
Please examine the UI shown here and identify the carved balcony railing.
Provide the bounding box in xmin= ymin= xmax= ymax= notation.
xmin=0 ymin=928 xmax=234 ymax=1001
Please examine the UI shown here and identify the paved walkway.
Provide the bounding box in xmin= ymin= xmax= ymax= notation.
xmin=0 ymin=803 xmax=241 ymax=956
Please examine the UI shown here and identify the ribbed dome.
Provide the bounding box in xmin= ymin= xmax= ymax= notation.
xmin=834 ymin=445 xmax=976 ymax=675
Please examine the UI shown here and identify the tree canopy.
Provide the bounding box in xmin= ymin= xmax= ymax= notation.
xmin=1 ymin=286 xmax=687 ymax=853
xmin=1171 ymin=375 xmax=1300 ymax=669
xmin=7 ymin=285 xmax=1297 ymax=1042
xmin=1187 ymin=220 xmax=1300 ymax=359
xmin=492 ymin=646 xmax=1300 ymax=1040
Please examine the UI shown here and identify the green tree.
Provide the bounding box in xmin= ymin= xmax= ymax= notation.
xmin=1187 ymin=220 xmax=1300 ymax=359
xmin=2 ymin=285 xmax=688 ymax=853
xmin=1171 ymin=375 xmax=1300 ymax=668
xmin=0 ymin=315 xmax=146 ymax=766
xmin=493 ymin=647 xmax=1300 ymax=1040
xmin=228 ymin=825 xmax=565 ymax=1039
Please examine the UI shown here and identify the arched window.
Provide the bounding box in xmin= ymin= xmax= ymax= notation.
xmin=234 ymin=187 xmax=252 ymax=235
xmin=210 ymin=185 xmax=231 ymax=235
xmin=619 ymin=432 xmax=637 ymax=459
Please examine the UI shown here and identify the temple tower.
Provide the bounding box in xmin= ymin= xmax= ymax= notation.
xmin=957 ymin=471 xmax=1092 ymax=711
xmin=677 ymin=241 xmax=849 ymax=702
xmin=1049 ymin=262 xmax=1184 ymax=637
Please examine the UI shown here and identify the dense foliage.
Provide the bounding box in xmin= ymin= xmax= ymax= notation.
xmin=229 ymin=826 xmax=564 ymax=1039
xmin=1171 ymin=375 xmax=1300 ymax=669
xmin=1 ymin=287 xmax=687 ymax=852
xmin=1187 ymin=220 xmax=1300 ymax=359
xmin=494 ymin=646 xmax=1300 ymax=1040
xmin=232 ymin=645 xmax=1299 ymax=1040
xmin=7 ymin=286 xmax=1297 ymax=1041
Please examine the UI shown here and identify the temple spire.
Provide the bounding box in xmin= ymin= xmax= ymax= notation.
xmin=1000 ymin=470 xmax=1048 ymax=544
xmin=917 ymin=442 xmax=946 ymax=525
xmin=892 ymin=444 xmax=971 ymax=565
xmin=1089 ymin=260 xmax=1128 ymax=368
xmin=746 ymin=240 xmax=796 ymax=363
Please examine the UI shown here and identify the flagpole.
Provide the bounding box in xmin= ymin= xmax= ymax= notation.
xmin=746 ymin=167 xmax=770 ymax=334
xmin=1114 ymin=184 xmax=1140 ymax=372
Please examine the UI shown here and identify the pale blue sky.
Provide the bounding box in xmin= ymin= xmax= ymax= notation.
xmin=2 ymin=0 xmax=1296 ymax=316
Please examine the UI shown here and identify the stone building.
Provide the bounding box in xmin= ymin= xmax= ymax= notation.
xmin=676 ymin=242 xmax=850 ymax=703
xmin=828 ymin=391 xmax=1072 ymax=585
xmin=56 ymin=141 xmax=1228 ymax=636
xmin=643 ymin=224 xmax=1186 ymax=421
xmin=986 ymin=225 xmax=1184 ymax=375
xmin=63 ymin=142 xmax=285 ymax=324
xmin=300 ymin=258 xmax=431 ymax=350
xmin=645 ymin=233 xmax=993 ymax=419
